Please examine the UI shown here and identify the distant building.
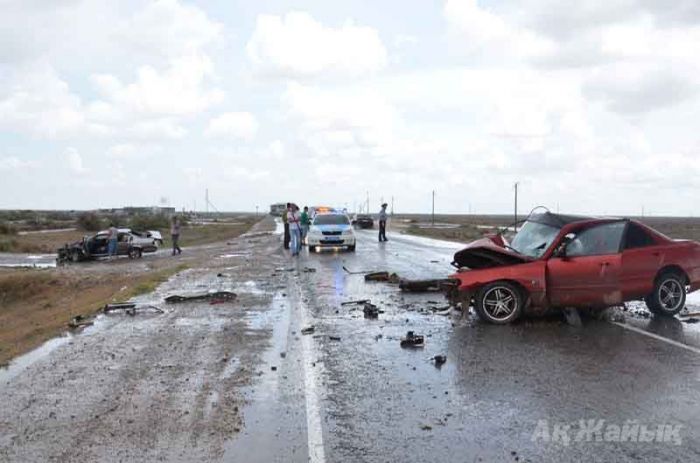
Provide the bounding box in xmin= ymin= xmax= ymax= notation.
xmin=270 ymin=203 xmax=287 ymax=216
xmin=97 ymin=206 xmax=176 ymax=216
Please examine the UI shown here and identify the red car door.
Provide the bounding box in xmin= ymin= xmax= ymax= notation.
xmin=620 ymin=222 xmax=664 ymax=300
xmin=547 ymin=222 xmax=626 ymax=308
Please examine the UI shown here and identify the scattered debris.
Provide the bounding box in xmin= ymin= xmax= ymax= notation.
xmin=216 ymin=273 xmax=230 ymax=278
xmin=400 ymin=331 xmax=425 ymax=348
xmin=399 ymin=279 xmax=449 ymax=292
xmin=280 ymin=352 xmax=286 ymax=358
xmin=103 ymin=303 xmax=164 ymax=315
xmin=680 ymin=312 xmax=700 ymax=318
xmin=164 ymin=291 xmax=237 ymax=304
xmin=275 ymin=267 xmax=295 ymax=273
xmin=342 ymin=266 xmax=374 ymax=275
xmin=301 ymin=326 xmax=315 ymax=335
xmin=432 ymin=355 xmax=447 ymax=366
xmin=420 ymin=424 xmax=432 ymax=431
xmin=329 ymin=335 xmax=342 ymax=341
xmin=363 ymin=303 xmax=381 ymax=319
xmin=271 ymin=366 xmax=277 ymax=371
xmin=302 ymin=267 xmax=317 ymax=273
xmin=364 ymin=271 xmax=400 ymax=283
xmin=68 ymin=315 xmax=94 ymax=329
xmin=341 ymin=299 xmax=371 ymax=306
xmin=682 ymin=317 xmax=700 ymax=324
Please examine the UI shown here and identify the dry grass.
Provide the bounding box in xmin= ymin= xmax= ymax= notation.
xmin=0 ymin=216 xmax=260 ymax=366
xmin=0 ymin=230 xmax=85 ymax=253
xmin=0 ymin=215 xmax=260 ymax=254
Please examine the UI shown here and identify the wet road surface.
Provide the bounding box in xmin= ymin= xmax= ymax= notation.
xmin=230 ymin=228 xmax=700 ymax=463
xmin=2 ymin=222 xmax=700 ymax=462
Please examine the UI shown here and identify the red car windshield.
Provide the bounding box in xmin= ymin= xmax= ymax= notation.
xmin=510 ymin=221 xmax=560 ymax=258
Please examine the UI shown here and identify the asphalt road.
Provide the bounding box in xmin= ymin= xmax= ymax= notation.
xmin=2 ymin=221 xmax=700 ymax=462
xmin=229 ymin=227 xmax=700 ymax=463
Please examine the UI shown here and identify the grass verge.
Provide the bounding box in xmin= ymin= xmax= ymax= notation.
xmin=0 ymin=264 xmax=189 ymax=366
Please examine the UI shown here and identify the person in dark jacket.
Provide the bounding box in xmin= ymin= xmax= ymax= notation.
xmin=378 ymin=203 xmax=388 ymax=242
xmin=282 ymin=203 xmax=291 ymax=249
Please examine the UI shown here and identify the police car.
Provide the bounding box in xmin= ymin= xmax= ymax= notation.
xmin=306 ymin=211 xmax=356 ymax=252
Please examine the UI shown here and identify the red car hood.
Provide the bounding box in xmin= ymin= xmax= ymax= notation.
xmin=451 ymin=236 xmax=532 ymax=270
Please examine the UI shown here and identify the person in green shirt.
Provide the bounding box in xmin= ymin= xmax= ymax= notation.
xmin=300 ymin=206 xmax=311 ymax=245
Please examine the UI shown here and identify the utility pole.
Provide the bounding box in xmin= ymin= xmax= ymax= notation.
xmin=514 ymin=182 xmax=519 ymax=232
xmin=255 ymin=205 xmax=259 ymax=217
xmin=366 ymin=191 xmax=370 ymax=214
xmin=205 ymin=189 xmax=209 ymax=215
xmin=432 ymin=190 xmax=435 ymax=226
xmin=391 ymin=196 xmax=394 ymax=216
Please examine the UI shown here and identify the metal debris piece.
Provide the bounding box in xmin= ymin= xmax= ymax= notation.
xmin=164 ymin=291 xmax=237 ymax=304
xmin=68 ymin=315 xmax=94 ymax=329
xmin=400 ymin=331 xmax=425 ymax=348
xmin=364 ymin=272 xmax=400 ymax=283
xmin=102 ymin=302 xmax=136 ymax=312
xmin=103 ymin=303 xmax=164 ymax=315
xmin=302 ymin=267 xmax=317 ymax=273
xmin=341 ymin=299 xmax=371 ymax=306
xmin=329 ymin=335 xmax=342 ymax=341
xmin=432 ymin=355 xmax=447 ymax=366
xmin=301 ymin=326 xmax=315 ymax=335
xmin=342 ymin=266 xmax=374 ymax=275
xmin=682 ymin=317 xmax=700 ymax=324
xmin=363 ymin=302 xmax=382 ymax=319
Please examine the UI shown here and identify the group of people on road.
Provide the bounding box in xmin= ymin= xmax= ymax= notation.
xmin=281 ymin=202 xmax=390 ymax=255
xmin=282 ymin=203 xmax=310 ymax=256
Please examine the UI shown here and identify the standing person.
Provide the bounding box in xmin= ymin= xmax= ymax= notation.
xmin=288 ymin=204 xmax=302 ymax=256
xmin=282 ymin=203 xmax=290 ymax=249
xmin=300 ymin=206 xmax=310 ymax=246
xmin=170 ymin=216 xmax=182 ymax=255
xmin=107 ymin=224 xmax=119 ymax=259
xmin=378 ymin=203 xmax=388 ymax=242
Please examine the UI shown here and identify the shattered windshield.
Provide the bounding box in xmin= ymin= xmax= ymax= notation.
xmin=510 ymin=221 xmax=560 ymax=258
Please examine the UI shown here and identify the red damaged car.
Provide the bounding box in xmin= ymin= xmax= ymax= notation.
xmin=447 ymin=212 xmax=700 ymax=324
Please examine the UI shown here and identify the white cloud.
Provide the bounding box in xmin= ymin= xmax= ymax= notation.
xmin=0 ymin=157 xmax=37 ymax=171
xmin=91 ymin=54 xmax=224 ymax=117
xmin=63 ymin=147 xmax=88 ymax=174
xmin=247 ymin=12 xmax=387 ymax=78
xmin=205 ymin=112 xmax=258 ymax=140
xmin=444 ymin=0 xmax=553 ymax=61
xmin=0 ymin=65 xmax=109 ymax=138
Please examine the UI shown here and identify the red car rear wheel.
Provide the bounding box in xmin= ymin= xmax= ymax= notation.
xmin=475 ymin=281 xmax=524 ymax=324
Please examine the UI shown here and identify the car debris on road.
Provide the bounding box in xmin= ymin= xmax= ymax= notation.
xmin=364 ymin=271 xmax=400 ymax=283
xmin=400 ymin=331 xmax=425 ymax=348
xmin=164 ymin=291 xmax=237 ymax=304
xmin=301 ymin=325 xmax=315 ymax=335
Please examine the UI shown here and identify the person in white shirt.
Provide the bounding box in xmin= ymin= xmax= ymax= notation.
xmin=287 ymin=204 xmax=302 ymax=256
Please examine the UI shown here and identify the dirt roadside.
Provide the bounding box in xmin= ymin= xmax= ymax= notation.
xmin=0 ymin=216 xmax=292 ymax=461
xmin=0 ymin=218 xmax=258 ymax=366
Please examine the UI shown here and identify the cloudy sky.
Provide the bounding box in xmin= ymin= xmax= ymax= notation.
xmin=1 ymin=0 xmax=698 ymax=215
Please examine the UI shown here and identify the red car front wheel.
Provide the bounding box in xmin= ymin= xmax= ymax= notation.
xmin=475 ymin=281 xmax=524 ymax=324
xmin=645 ymin=273 xmax=686 ymax=316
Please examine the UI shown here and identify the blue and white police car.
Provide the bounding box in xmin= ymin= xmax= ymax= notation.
xmin=306 ymin=212 xmax=356 ymax=252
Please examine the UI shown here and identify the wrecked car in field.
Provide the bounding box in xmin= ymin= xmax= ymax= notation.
xmin=445 ymin=212 xmax=700 ymax=324
xmin=57 ymin=228 xmax=157 ymax=263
